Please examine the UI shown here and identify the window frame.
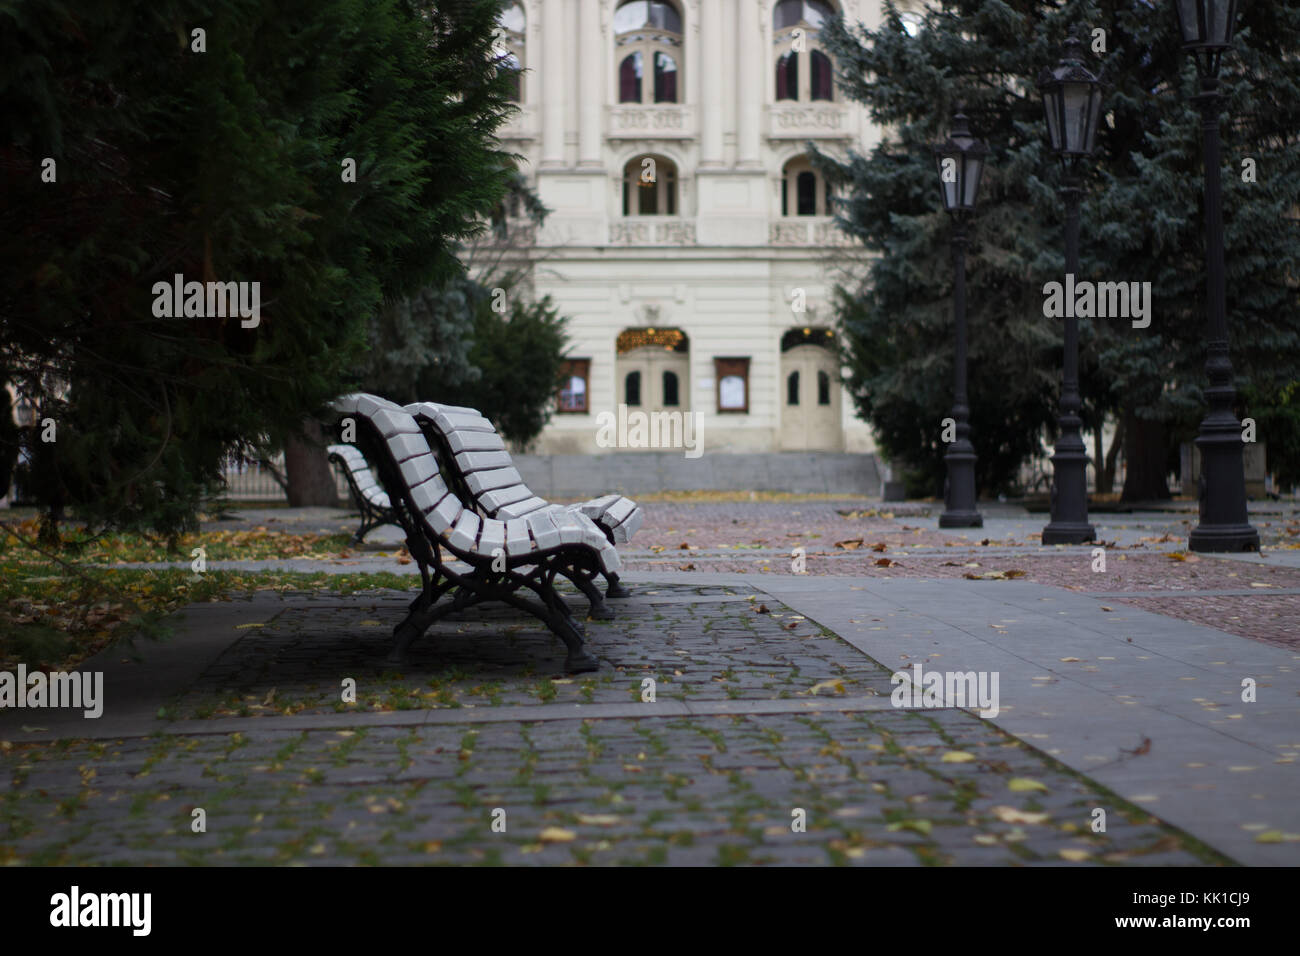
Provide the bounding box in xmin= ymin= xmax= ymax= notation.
xmin=622 ymin=155 xmax=679 ymax=216
xmin=558 ymin=359 xmax=591 ymax=414
xmin=714 ymin=357 xmax=751 ymax=414
xmin=615 ymin=0 xmax=684 ymax=105
xmin=772 ymin=0 xmax=838 ymax=104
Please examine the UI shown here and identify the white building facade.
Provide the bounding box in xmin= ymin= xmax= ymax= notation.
xmin=492 ymin=0 xmax=889 ymax=454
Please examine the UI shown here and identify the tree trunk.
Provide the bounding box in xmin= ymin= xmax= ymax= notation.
xmin=1102 ymin=417 xmax=1125 ymax=495
xmin=1092 ymin=428 xmax=1105 ymax=494
xmin=1120 ymin=410 xmax=1171 ymax=502
xmin=284 ymin=418 xmax=339 ymax=507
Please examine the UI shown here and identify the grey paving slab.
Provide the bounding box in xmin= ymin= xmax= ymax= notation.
xmin=681 ymin=572 xmax=1300 ymax=866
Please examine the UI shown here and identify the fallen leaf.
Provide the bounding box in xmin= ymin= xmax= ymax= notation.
xmin=871 ymin=542 xmax=888 ymax=553
xmin=808 ymin=678 xmax=846 ymax=696
xmin=941 ymin=751 xmax=975 ymax=763
xmin=1008 ymin=777 xmax=1049 ymax=793
xmin=576 ymin=814 xmax=621 ymax=826
xmin=886 ymin=819 xmax=932 ymax=835
xmin=835 ymin=538 xmax=865 ymax=551
xmin=1059 ymin=848 xmax=1092 ymax=861
xmin=755 ymin=604 xmax=770 ymax=614
xmin=992 ymin=806 xmax=1050 ymax=825
xmin=874 ymin=558 xmax=898 ymax=567
xmin=1124 ymin=737 xmax=1152 ymax=757
xmin=678 ymin=563 xmax=696 ymax=571
xmin=539 ymin=827 xmax=576 ymax=843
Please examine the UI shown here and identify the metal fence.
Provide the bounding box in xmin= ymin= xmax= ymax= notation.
xmin=218 ymin=454 xmax=351 ymax=503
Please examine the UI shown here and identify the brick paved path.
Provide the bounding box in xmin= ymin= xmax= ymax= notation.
xmin=2 ymin=584 xmax=1226 ymax=866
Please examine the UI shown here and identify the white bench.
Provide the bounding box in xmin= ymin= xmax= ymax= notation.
xmin=326 ymin=443 xmax=399 ymax=542
xmin=329 ymin=393 xmax=620 ymax=673
xmin=404 ymin=401 xmax=642 ymax=598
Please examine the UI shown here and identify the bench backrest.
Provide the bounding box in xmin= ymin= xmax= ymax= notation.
xmin=326 ymin=444 xmax=390 ymax=506
xmin=404 ymin=401 xmax=548 ymax=519
xmin=331 ymin=394 xmax=497 ymax=560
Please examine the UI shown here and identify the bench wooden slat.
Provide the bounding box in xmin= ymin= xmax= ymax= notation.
xmin=454 ymin=450 xmax=514 ymax=473
xmin=446 ymin=431 xmax=506 ymax=454
xmin=496 ymin=495 xmax=547 ymax=518
xmin=480 ymin=485 xmax=535 ymax=512
xmin=465 ymin=466 xmax=523 ymax=495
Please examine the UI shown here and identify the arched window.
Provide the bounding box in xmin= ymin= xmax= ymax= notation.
xmin=496 ymin=3 xmax=526 ymax=103
xmin=782 ymin=157 xmax=832 ymax=217
xmin=663 ymin=370 xmax=679 ymax=406
xmin=810 ymin=50 xmax=832 ymax=101
xmin=623 ymin=155 xmax=678 ymax=216
xmin=817 ymin=370 xmax=831 ymax=405
xmin=775 ymin=52 xmax=798 ymax=102
xmin=654 ymin=51 xmax=678 ymax=103
xmin=615 ymin=1 xmax=684 ymax=105
xmin=773 ymin=0 xmax=837 ymax=103
xmin=787 ymin=371 xmax=800 ymax=405
xmin=619 ymin=51 xmax=642 ymax=103
xmin=625 ymin=371 xmax=642 ymax=406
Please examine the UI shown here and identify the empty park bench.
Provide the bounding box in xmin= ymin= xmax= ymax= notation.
xmin=403 ymin=401 xmax=642 ymax=598
xmin=326 ymin=443 xmax=399 ymax=542
xmin=329 ymin=393 xmax=622 ymax=673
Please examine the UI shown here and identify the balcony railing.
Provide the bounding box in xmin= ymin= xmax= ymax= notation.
xmin=609 ymin=218 xmax=697 ymax=245
xmin=769 ymin=218 xmax=854 ymax=247
xmin=766 ymin=103 xmax=850 ymax=139
xmin=606 ymin=104 xmax=696 ymax=139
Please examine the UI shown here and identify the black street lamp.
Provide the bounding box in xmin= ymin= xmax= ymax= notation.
xmin=933 ymin=111 xmax=986 ymax=528
xmin=1039 ymin=29 xmax=1102 ymax=546
xmin=1175 ymin=0 xmax=1260 ymax=552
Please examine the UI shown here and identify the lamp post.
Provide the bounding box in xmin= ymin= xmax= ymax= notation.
xmin=1174 ymin=0 xmax=1259 ymax=552
xmin=933 ymin=111 xmax=987 ymax=528
xmin=1038 ymin=29 xmax=1101 ymax=545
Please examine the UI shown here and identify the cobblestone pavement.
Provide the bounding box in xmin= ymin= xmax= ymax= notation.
xmin=1 ymin=584 xmax=1229 ymax=866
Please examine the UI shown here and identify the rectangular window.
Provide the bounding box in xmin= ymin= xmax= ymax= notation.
xmin=714 ymin=357 xmax=750 ymax=413
xmin=558 ymin=359 xmax=590 ymax=413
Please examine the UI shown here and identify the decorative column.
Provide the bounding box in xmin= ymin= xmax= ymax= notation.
xmin=700 ymin=0 xmax=723 ymax=166
xmin=541 ymin=0 xmax=567 ymax=167
xmin=578 ymin=0 xmax=602 ymax=166
xmin=736 ymin=0 xmax=761 ymax=166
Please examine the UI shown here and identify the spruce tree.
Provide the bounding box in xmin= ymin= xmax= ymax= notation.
xmin=813 ymin=0 xmax=1300 ymax=498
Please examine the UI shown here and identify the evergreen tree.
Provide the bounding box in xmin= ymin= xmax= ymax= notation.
xmin=1 ymin=0 xmax=519 ymax=538
xmin=813 ymin=0 xmax=1300 ymax=498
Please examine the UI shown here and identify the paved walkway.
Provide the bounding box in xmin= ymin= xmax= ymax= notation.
xmin=3 ymin=565 xmax=1296 ymax=865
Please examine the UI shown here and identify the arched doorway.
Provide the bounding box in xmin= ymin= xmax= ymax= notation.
xmin=616 ymin=327 xmax=690 ymax=425
xmin=780 ymin=327 xmax=841 ymax=450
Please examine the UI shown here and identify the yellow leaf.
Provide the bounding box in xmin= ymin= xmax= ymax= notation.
xmin=1059 ymin=848 xmax=1092 ymax=861
xmin=576 ymin=814 xmax=621 ymax=826
xmin=1255 ymin=830 xmax=1284 ymax=843
xmin=1008 ymin=778 xmax=1049 ymax=793
xmin=539 ymin=827 xmax=576 ymax=843
xmin=991 ymin=806 xmax=1050 ymax=825
xmin=808 ymin=678 xmax=846 ymax=695
xmin=941 ymin=751 xmax=976 ymax=763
